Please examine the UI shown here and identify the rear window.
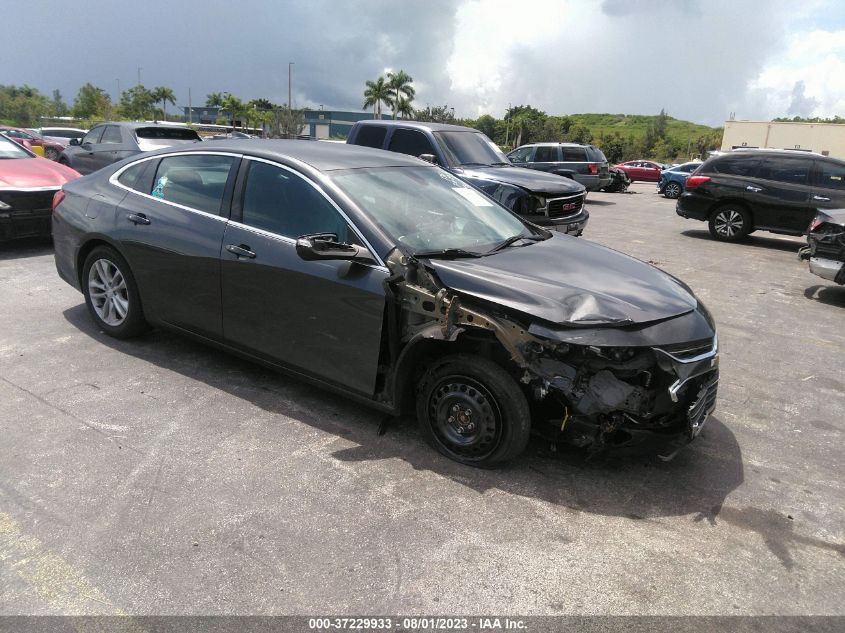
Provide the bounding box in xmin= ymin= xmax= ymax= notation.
xmin=562 ymin=147 xmax=588 ymax=162
xmin=135 ymin=127 xmax=201 ymax=141
xmin=707 ymin=156 xmax=759 ymax=177
xmin=353 ymin=125 xmax=387 ymax=149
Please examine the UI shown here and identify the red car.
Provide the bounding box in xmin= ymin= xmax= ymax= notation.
xmin=614 ymin=160 xmax=663 ymax=183
xmin=0 ymin=125 xmax=66 ymax=161
xmin=0 ymin=134 xmax=81 ymax=241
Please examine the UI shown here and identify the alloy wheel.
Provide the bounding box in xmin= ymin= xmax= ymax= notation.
xmin=87 ymin=258 xmax=129 ymax=326
xmin=713 ymin=209 xmax=744 ymax=237
xmin=665 ymin=182 xmax=682 ymax=198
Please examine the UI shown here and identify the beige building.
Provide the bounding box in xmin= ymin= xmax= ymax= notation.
xmin=721 ymin=120 xmax=845 ymax=159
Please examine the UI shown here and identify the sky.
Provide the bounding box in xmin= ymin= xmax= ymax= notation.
xmin=3 ymin=0 xmax=845 ymax=126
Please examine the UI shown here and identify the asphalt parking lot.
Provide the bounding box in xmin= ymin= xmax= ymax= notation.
xmin=1 ymin=182 xmax=843 ymax=616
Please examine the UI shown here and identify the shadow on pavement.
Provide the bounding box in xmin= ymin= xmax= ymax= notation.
xmin=63 ymin=302 xmax=748 ymax=529
xmin=586 ymin=199 xmax=616 ymax=206
xmin=0 ymin=237 xmax=53 ymax=261
xmin=804 ymin=284 xmax=845 ymax=308
xmin=680 ymin=229 xmax=803 ymax=253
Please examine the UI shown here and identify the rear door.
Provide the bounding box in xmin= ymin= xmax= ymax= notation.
xmin=221 ymin=158 xmax=387 ymax=396
xmin=531 ymin=145 xmax=560 ymax=174
xmin=114 ymin=152 xmax=239 ymax=337
xmin=811 ymin=159 xmax=845 ymax=216
xmin=751 ymin=155 xmax=813 ymax=233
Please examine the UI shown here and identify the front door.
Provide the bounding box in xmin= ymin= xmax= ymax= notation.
xmin=115 ymin=153 xmax=239 ymax=337
xmin=811 ymin=159 xmax=845 ymax=219
xmin=73 ymin=126 xmax=105 ymax=174
xmin=221 ymin=158 xmax=386 ymax=396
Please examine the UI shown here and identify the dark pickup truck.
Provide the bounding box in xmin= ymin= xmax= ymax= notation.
xmin=346 ymin=120 xmax=589 ymax=235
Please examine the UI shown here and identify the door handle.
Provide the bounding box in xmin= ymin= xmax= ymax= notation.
xmin=225 ymin=244 xmax=256 ymax=259
xmin=813 ymin=195 xmax=831 ymax=202
xmin=746 ymin=185 xmax=763 ymax=193
xmin=127 ymin=213 xmax=151 ymax=225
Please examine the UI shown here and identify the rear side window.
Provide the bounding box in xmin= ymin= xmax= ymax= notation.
xmin=756 ymin=157 xmax=810 ymax=185
xmin=353 ymin=125 xmax=387 ymax=149
xmin=587 ymin=147 xmax=607 ymax=162
xmin=708 ymin=156 xmax=759 ymax=177
xmin=101 ymin=126 xmax=123 ymax=144
xmin=562 ymin=147 xmax=587 ymax=161
xmin=388 ymin=129 xmax=436 ymax=157
xmin=136 ymin=127 xmax=201 ymax=141
xmin=117 ymin=161 xmax=149 ymax=190
xmin=240 ymin=161 xmax=350 ymax=242
xmin=150 ymin=154 xmax=235 ymax=215
xmin=534 ymin=146 xmax=559 ymax=162
xmin=815 ymin=160 xmax=845 ymax=191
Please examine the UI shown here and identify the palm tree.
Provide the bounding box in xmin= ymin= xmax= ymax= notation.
xmin=386 ymin=70 xmax=414 ymax=120
xmin=205 ymin=92 xmax=224 ymax=107
xmin=151 ymin=86 xmax=176 ymax=121
xmin=395 ymin=96 xmax=414 ymax=120
xmin=363 ymin=76 xmax=392 ymax=120
xmin=220 ymin=92 xmax=243 ymax=130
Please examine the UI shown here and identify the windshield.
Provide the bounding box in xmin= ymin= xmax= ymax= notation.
xmin=331 ymin=166 xmax=534 ymax=255
xmin=0 ymin=135 xmax=32 ymax=159
xmin=434 ymin=131 xmax=509 ymax=167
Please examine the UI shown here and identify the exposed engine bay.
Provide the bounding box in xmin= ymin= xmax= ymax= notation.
xmin=381 ymin=249 xmax=719 ymax=453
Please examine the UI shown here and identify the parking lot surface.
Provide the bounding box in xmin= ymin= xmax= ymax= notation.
xmin=1 ymin=183 xmax=843 ymax=615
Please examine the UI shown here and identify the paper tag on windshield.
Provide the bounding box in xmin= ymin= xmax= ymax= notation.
xmin=453 ymin=187 xmax=493 ymax=206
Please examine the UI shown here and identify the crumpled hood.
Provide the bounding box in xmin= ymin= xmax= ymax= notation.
xmin=426 ymin=235 xmax=698 ymax=326
xmin=0 ymin=157 xmax=80 ymax=188
xmin=457 ymin=165 xmax=585 ymax=196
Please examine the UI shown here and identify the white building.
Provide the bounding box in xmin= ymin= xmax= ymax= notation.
xmin=721 ymin=120 xmax=845 ymax=160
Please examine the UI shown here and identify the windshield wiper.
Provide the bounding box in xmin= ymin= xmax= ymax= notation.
xmin=458 ymin=162 xmax=489 ymax=167
xmin=487 ymin=234 xmax=546 ymax=254
xmin=411 ymin=248 xmax=484 ymax=260
xmin=489 ymin=162 xmax=510 ymax=166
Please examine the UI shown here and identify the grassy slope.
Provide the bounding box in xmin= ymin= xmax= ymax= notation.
xmin=566 ymin=113 xmax=721 ymax=140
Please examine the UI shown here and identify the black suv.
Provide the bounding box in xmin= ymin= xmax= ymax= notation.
xmin=346 ymin=121 xmax=589 ymax=235
xmin=507 ymin=143 xmax=611 ymax=191
xmin=676 ymin=150 xmax=845 ymax=241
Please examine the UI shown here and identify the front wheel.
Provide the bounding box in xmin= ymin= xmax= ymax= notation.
xmin=45 ymin=147 xmax=59 ymax=161
xmin=82 ymin=246 xmax=149 ymax=338
xmin=663 ymin=181 xmax=682 ymax=199
xmin=708 ymin=205 xmax=751 ymax=241
xmin=416 ymin=354 xmax=531 ymax=467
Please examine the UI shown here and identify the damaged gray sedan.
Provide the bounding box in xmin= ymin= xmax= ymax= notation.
xmin=53 ymin=140 xmax=719 ymax=467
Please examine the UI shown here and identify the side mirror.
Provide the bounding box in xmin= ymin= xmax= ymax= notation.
xmin=419 ymin=153 xmax=438 ymax=165
xmin=69 ymin=138 xmax=81 ymax=146
xmin=296 ymin=234 xmax=375 ymax=264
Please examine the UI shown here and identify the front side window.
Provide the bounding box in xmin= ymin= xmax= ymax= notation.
xmin=388 ymin=129 xmax=436 ymax=158
xmin=508 ymin=147 xmax=533 ymax=163
xmin=150 ymin=154 xmax=235 ymax=215
xmin=331 ymin=166 xmax=531 ymax=254
xmin=241 ymin=161 xmax=350 ymax=241
xmin=816 ymin=160 xmax=845 ymax=191
xmin=433 ymin=131 xmax=509 ymax=167
xmin=534 ymin=146 xmax=559 ymax=162
xmin=82 ymin=127 xmax=104 ymax=145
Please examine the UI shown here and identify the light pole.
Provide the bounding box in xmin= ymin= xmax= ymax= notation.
xmin=137 ymin=67 xmax=142 ymax=86
xmin=115 ymin=79 xmax=120 ymax=100
xmin=288 ymin=62 xmax=294 ymax=110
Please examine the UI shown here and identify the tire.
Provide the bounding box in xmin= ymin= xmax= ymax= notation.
xmin=45 ymin=147 xmax=59 ymax=161
xmin=663 ymin=181 xmax=682 ymax=199
xmin=416 ymin=354 xmax=531 ymax=467
xmin=708 ymin=204 xmax=752 ymax=242
xmin=82 ymin=245 xmax=149 ymax=338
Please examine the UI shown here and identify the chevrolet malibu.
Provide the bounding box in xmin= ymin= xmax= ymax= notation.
xmin=53 ymin=141 xmax=719 ymax=467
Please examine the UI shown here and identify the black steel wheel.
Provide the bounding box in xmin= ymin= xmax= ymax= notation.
xmin=663 ymin=181 xmax=683 ymax=199
xmin=708 ymin=204 xmax=752 ymax=241
xmin=82 ymin=245 xmax=149 ymax=338
xmin=416 ymin=354 xmax=531 ymax=467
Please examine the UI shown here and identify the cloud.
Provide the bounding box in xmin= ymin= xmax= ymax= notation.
xmin=787 ymin=81 xmax=820 ymax=117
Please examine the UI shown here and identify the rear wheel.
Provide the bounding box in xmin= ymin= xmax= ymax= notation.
xmin=416 ymin=354 xmax=531 ymax=467
xmin=82 ymin=246 xmax=149 ymax=338
xmin=708 ymin=205 xmax=751 ymax=241
xmin=45 ymin=147 xmax=59 ymax=161
xmin=663 ymin=181 xmax=682 ymax=199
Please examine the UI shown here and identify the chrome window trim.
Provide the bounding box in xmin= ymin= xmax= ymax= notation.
xmin=0 ymin=185 xmax=61 ymax=192
xmin=109 ymin=151 xmax=243 ymax=223
xmin=239 ymin=156 xmax=387 ymax=269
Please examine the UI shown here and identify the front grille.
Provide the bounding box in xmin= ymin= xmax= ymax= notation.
xmin=656 ymin=338 xmax=715 ymax=360
xmin=0 ymin=189 xmax=57 ymax=213
xmin=547 ymin=194 xmax=584 ymax=218
xmin=687 ymin=370 xmax=719 ymax=434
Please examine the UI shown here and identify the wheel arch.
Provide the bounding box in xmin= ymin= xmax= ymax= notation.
xmin=709 ymin=198 xmax=754 ymax=226
xmin=75 ymin=235 xmax=130 ymax=289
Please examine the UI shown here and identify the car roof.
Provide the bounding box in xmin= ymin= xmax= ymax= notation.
xmin=353 ymin=120 xmax=477 ymax=133
xmin=91 ymin=121 xmax=195 ymax=130
xmin=519 ymin=142 xmax=595 ymax=148
xmin=136 ymin=138 xmax=431 ymax=171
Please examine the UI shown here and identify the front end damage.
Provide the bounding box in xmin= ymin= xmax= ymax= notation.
xmin=382 ymin=251 xmax=719 ymax=455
